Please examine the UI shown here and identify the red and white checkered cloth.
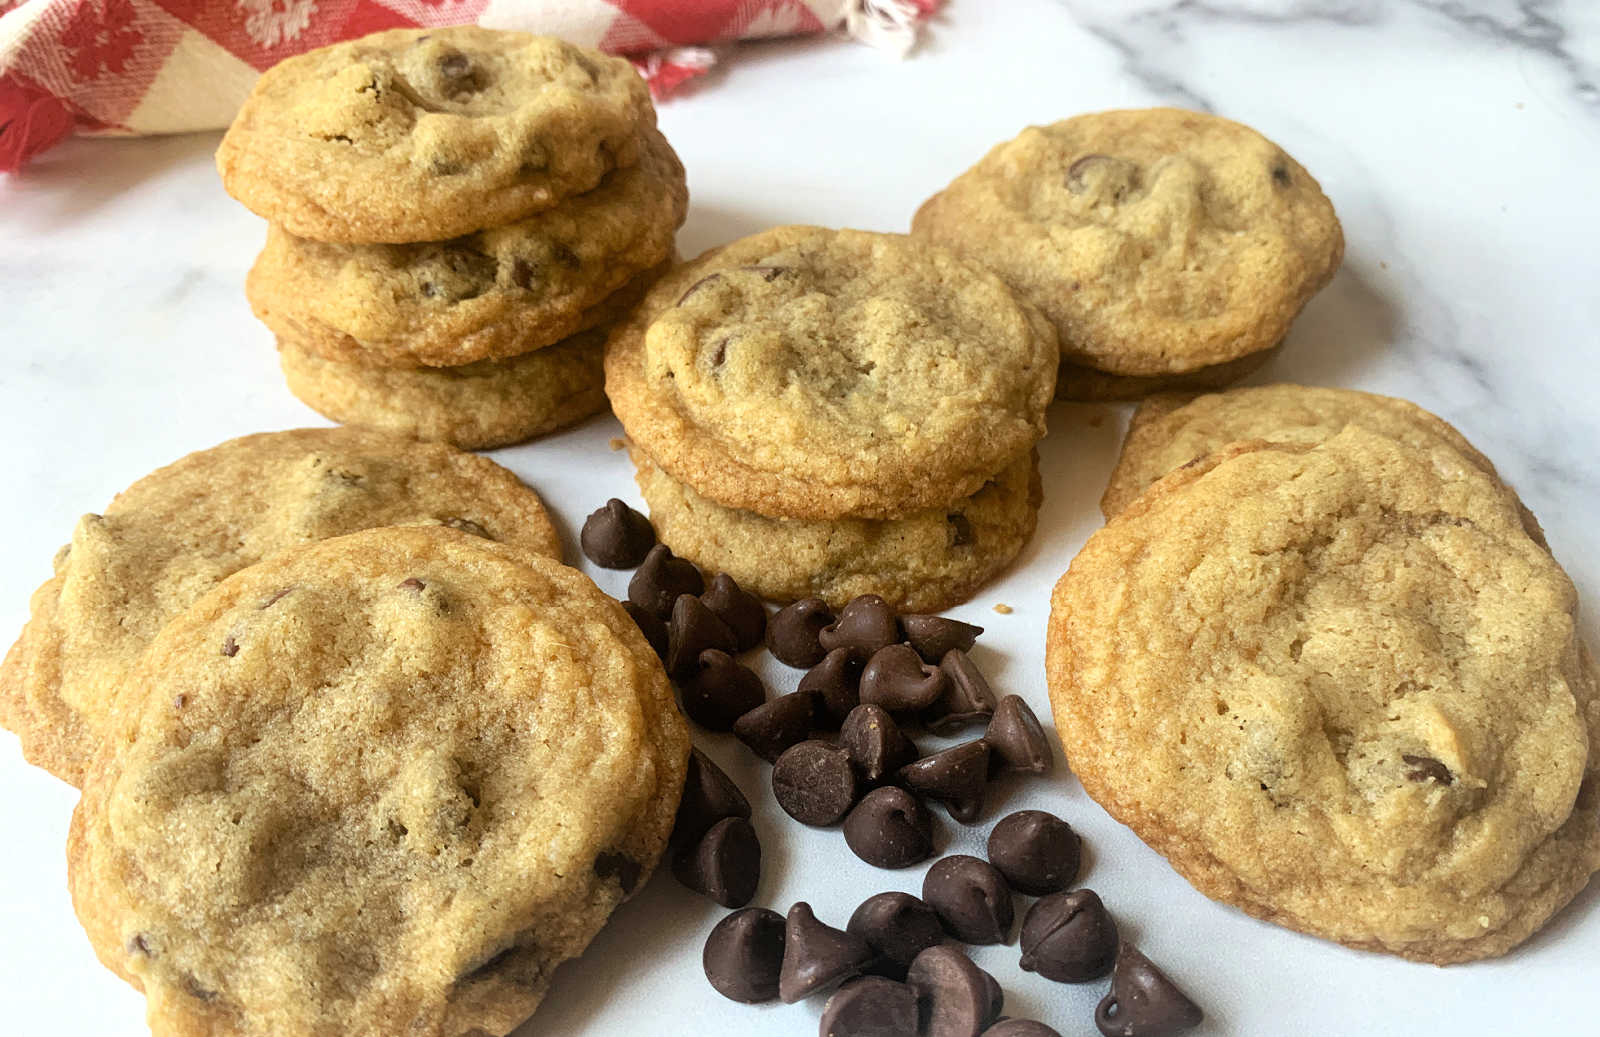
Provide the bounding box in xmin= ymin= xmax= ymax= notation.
xmin=0 ymin=0 xmax=940 ymax=172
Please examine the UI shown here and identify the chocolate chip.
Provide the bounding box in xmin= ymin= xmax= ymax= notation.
xmin=780 ymin=902 xmax=875 ymax=1003
xmin=440 ymin=516 xmax=490 ymax=538
xmin=673 ymin=748 xmax=750 ymax=847
xmin=183 ymin=975 xmax=218 ymax=1002
xmin=839 ymin=704 xmax=920 ymax=787
xmin=800 ymin=645 xmax=870 ymax=726
xmin=1066 ymin=153 xmax=1137 ymax=200
xmin=221 ymin=635 xmax=238 ymax=658
xmin=580 ymin=499 xmax=656 ymax=568
xmin=905 ymin=944 xmax=997 ymax=1037
xmin=592 ymin=850 xmax=642 ymax=894
xmin=820 ymin=976 xmax=919 ymax=1037
xmin=987 ymin=810 xmax=1081 ymax=896
xmin=772 ymin=740 xmax=859 ymax=826
xmin=923 ymin=650 xmax=996 ymax=734
xmin=860 ymin=644 xmax=949 ymax=713
xmin=898 ymin=741 xmax=991 ymax=824
xmin=947 ymin=513 xmax=975 ymax=548
xmin=736 ymin=263 xmax=790 ymax=281
xmin=847 ymin=892 xmax=945 ymax=982
xmin=128 ymin=933 xmax=153 ymax=957
xmin=704 ymin=907 xmax=786 ymax=1003
xmin=1402 ymin=753 xmax=1453 ymax=785
xmin=622 ymin=600 xmax=668 ymax=660
xmin=1020 ymin=889 xmax=1117 ymax=983
xmin=980 ymin=970 xmax=1005 ymax=1027
xmin=397 ymin=577 xmax=426 ymax=592
xmin=901 ymin=615 xmax=982 ymax=663
xmin=985 ymin=1021 xmax=1063 ymax=1037
xmin=628 ymin=544 xmax=703 ymax=621
xmin=1065 ymin=153 xmax=1112 ymax=192
xmin=680 ymin=649 xmax=765 ymax=732
xmin=733 ymin=691 xmax=817 ymax=763
xmin=677 ymin=271 xmax=724 ymax=306
xmin=984 ymin=696 xmax=1052 ymax=776
xmin=700 ymin=573 xmax=766 ymax=652
xmin=673 ymin=816 xmax=761 ymax=907
xmin=509 ymin=257 xmax=537 ymax=290
xmin=1094 ymin=944 xmax=1203 ymax=1037
xmin=820 ymin=595 xmax=901 ymax=655
xmin=667 ymin=594 xmax=738 ymax=678
xmin=1271 ymin=161 xmax=1291 ymax=186
xmin=438 ymin=51 xmax=472 ymax=78
xmin=259 ymin=586 xmax=294 ymax=609
xmin=922 ymin=855 xmax=1014 ymax=945
xmin=843 ymin=787 xmax=935 ymax=869
xmin=768 ymin=598 xmax=835 ymax=667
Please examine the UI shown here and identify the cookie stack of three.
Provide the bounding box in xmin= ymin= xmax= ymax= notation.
xmin=605 ymin=225 xmax=1059 ymax=613
xmin=219 ymin=27 xmax=688 ymax=448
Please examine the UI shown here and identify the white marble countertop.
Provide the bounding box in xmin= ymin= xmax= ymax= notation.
xmin=3 ymin=1 xmax=1597 ymax=1034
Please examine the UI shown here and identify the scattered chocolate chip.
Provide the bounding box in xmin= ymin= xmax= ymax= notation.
xmin=221 ymin=635 xmax=238 ymax=658
xmin=780 ymin=902 xmax=875 ymax=1003
xmin=1271 ymin=161 xmax=1291 ymax=186
xmin=509 ymin=257 xmax=537 ymax=290
xmin=847 ymin=892 xmax=945 ymax=981
xmin=924 ymin=651 xmax=997 ymax=734
xmin=259 ymin=586 xmax=294 ymax=609
xmin=700 ymin=573 xmax=767 ymax=651
xmin=173 ymin=694 xmax=187 ymax=710
xmin=704 ymin=907 xmax=786 ymax=1003
xmin=1402 ymin=753 xmax=1453 ymax=785
xmin=820 ymin=595 xmax=901 ymax=655
xmin=677 ymin=271 xmax=724 ymax=306
xmin=667 ymin=594 xmax=738 ymax=678
xmin=673 ymin=748 xmax=751 ymax=847
xmin=843 ymin=786 xmax=936 ymax=869
xmin=593 ymin=850 xmax=642 ymax=894
xmin=1094 ymin=944 xmax=1203 ymax=1037
xmin=820 ymin=976 xmax=919 ymax=1037
xmin=438 ymin=50 xmax=472 ymax=77
xmin=985 ymin=1021 xmax=1063 ymax=1037
xmin=736 ymin=263 xmax=790 ymax=281
xmin=183 ymin=975 xmax=218 ymax=1002
xmin=440 ymin=516 xmax=490 ymax=538
xmin=622 ymin=600 xmax=668 ymax=660
xmin=768 ymin=598 xmax=835 ymax=668
xmin=628 ymin=544 xmax=704 ymax=621
xmin=128 ymin=933 xmax=152 ymax=957
xmin=905 ymin=944 xmax=997 ymax=1037
xmin=733 ymin=691 xmax=817 ymax=763
xmin=772 ymin=740 xmax=859 ymax=826
xmin=860 ymin=644 xmax=949 ymax=713
xmin=681 ymin=650 xmax=766 ymax=732
xmin=673 ymin=816 xmax=761 ymax=908
xmin=899 ymin=741 xmax=991 ymax=824
xmin=1019 ymin=889 xmax=1117 ymax=983
xmin=800 ymin=645 xmax=870 ymax=726
xmin=901 ymin=615 xmax=983 ymax=663
xmin=984 ymin=696 xmax=1053 ymax=776
xmin=839 ymin=704 xmax=920 ymax=787
xmin=980 ymin=970 xmax=1005 ymax=1027
xmin=986 ymin=810 xmax=1081 ymax=896
xmin=947 ymin=513 xmax=975 ymax=548
xmin=552 ymin=243 xmax=580 ymax=269
xmin=580 ymin=499 xmax=656 ymax=568
xmin=1065 ymin=153 xmax=1112 ymax=192
xmin=397 ymin=577 xmax=427 ymax=592
xmin=922 ymin=855 xmax=1014 ymax=945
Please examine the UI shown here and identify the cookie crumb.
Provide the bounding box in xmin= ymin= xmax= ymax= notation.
xmin=609 ymin=438 xmax=626 ymax=452
xmin=992 ymin=603 xmax=1013 ymax=615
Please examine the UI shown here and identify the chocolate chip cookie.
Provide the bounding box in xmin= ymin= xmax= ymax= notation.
xmin=69 ymin=526 xmax=688 ymax=1035
xmin=911 ymin=108 xmax=1343 ymax=400
xmin=247 ymin=132 xmax=685 ymax=368
xmin=1048 ymin=426 xmax=1599 ymax=963
xmin=604 ymin=226 xmax=1058 ymax=520
xmin=217 ymin=27 xmax=655 ymax=244
xmin=0 ymin=428 xmax=560 ymax=786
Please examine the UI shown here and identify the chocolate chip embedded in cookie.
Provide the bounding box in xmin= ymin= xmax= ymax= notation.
xmin=217 ymin=27 xmax=657 ymax=243
xmin=912 ymin=108 xmax=1343 ymax=401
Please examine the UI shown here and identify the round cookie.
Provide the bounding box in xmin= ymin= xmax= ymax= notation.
xmin=216 ymin=27 xmax=655 ymax=244
xmin=281 ymin=328 xmax=607 ymax=450
xmin=247 ymin=131 xmax=686 ymax=368
xmin=0 ymin=427 xmax=561 ymax=786
xmin=604 ymin=226 xmax=1058 ymax=520
xmin=69 ymin=526 xmax=689 ymax=1036
xmin=911 ymin=108 xmax=1343 ymax=399
xmin=634 ymin=449 xmax=1041 ymax=612
xmin=1047 ymin=426 xmax=1600 ymax=963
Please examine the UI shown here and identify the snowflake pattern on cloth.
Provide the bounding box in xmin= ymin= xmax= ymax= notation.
xmin=237 ymin=0 xmax=318 ymax=51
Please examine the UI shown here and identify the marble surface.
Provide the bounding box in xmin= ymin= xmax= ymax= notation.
xmin=2 ymin=1 xmax=1597 ymax=1033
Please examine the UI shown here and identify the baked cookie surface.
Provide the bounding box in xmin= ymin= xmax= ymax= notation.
xmin=0 ymin=427 xmax=560 ymax=786
xmin=634 ymin=449 xmax=1041 ymax=613
xmin=1047 ymin=427 xmax=1599 ymax=963
xmin=69 ymin=527 xmax=688 ymax=1037
xmin=911 ymin=108 xmax=1342 ymax=395
xmin=247 ymin=131 xmax=685 ymax=368
xmin=605 ymin=226 xmax=1057 ymax=520
xmin=216 ymin=27 xmax=654 ymax=243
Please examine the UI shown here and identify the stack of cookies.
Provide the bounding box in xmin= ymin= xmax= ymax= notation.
xmin=604 ymin=225 xmax=1059 ymax=613
xmin=913 ymin=108 xmax=1344 ymax=400
xmin=219 ymin=27 xmax=688 ymax=449
xmin=1046 ymin=384 xmax=1600 ymax=963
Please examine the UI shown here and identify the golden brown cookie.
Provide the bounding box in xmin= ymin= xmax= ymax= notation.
xmin=0 ymin=428 xmax=560 ymax=786
xmin=911 ymin=109 xmax=1343 ymax=399
xmin=246 ymin=131 xmax=685 ymax=368
xmin=634 ymin=449 xmax=1041 ymax=612
xmin=604 ymin=226 xmax=1058 ymax=520
xmin=69 ymin=526 xmax=688 ymax=1036
xmin=1048 ymin=426 xmax=1599 ymax=963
